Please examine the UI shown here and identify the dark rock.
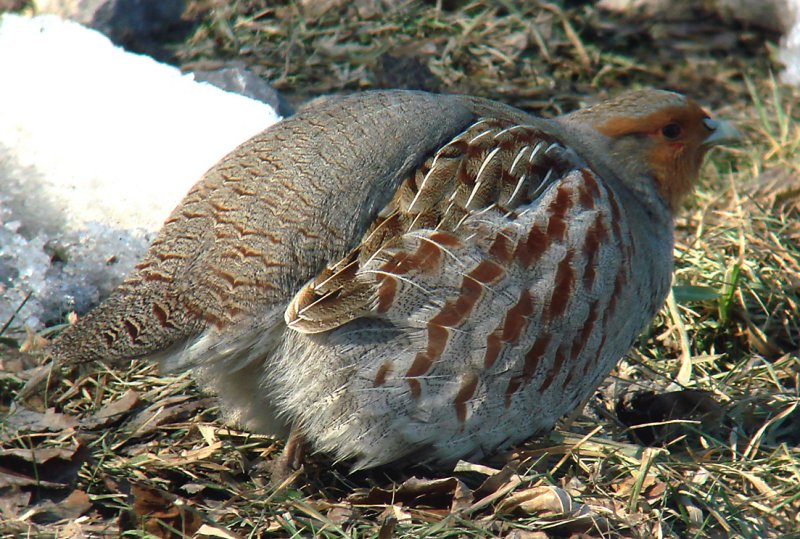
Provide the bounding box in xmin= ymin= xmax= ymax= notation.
xmin=598 ymin=0 xmax=794 ymax=34
xmin=191 ymin=64 xmax=294 ymax=117
xmin=0 ymin=0 xmax=31 ymax=12
xmin=616 ymin=388 xmax=725 ymax=447
xmin=375 ymin=53 xmax=441 ymax=92
xmin=33 ymin=0 xmax=189 ymax=60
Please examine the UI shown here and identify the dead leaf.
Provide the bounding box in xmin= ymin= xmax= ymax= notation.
xmin=0 ymin=486 xmax=31 ymax=518
xmin=613 ymin=472 xmax=669 ymax=504
xmin=378 ymin=503 xmax=412 ymax=525
xmin=120 ymin=484 xmax=203 ymax=539
xmin=0 ymin=466 xmax=68 ymax=489
xmin=56 ymin=489 xmax=92 ymax=518
xmin=504 ymin=531 xmax=548 ymax=539
xmin=676 ymin=494 xmax=704 ymax=528
xmin=0 ymin=341 xmax=38 ymax=373
xmin=377 ymin=514 xmax=397 ymax=539
xmin=498 ymin=486 xmax=617 ymax=535
xmin=326 ymin=503 xmax=355 ymax=526
xmin=181 ymin=482 xmax=206 ymax=495
xmin=450 ymin=478 xmax=474 ymax=512
xmin=55 ymin=520 xmax=90 ymax=539
xmin=126 ymin=396 xmax=214 ymax=438
xmin=496 ymin=485 xmax=573 ymax=516
xmin=495 ymin=30 xmax=529 ymax=59
xmin=27 ymin=489 xmax=92 ymax=524
xmin=80 ymin=389 xmax=139 ymax=430
xmin=0 ymin=445 xmax=79 ymax=464
xmin=474 ymin=462 xmax=519 ymax=498
xmin=14 ymin=363 xmax=61 ymax=403
xmin=349 ymin=475 xmax=464 ymax=507
xmin=2 ymin=405 xmax=79 ymax=440
xmin=0 ymin=443 xmax=87 ymax=490
xmin=19 ymin=327 xmax=48 ymax=353
xmin=465 ymin=464 xmax=523 ymax=514
xmin=196 ymin=523 xmax=241 ymax=539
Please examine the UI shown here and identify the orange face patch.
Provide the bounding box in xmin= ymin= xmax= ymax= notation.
xmin=596 ymin=101 xmax=713 ymax=211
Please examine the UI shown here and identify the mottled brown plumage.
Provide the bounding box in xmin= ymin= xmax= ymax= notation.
xmin=49 ymin=89 xmax=738 ymax=469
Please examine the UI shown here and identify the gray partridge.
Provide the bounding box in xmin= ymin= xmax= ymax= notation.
xmin=49 ymin=89 xmax=738 ymax=470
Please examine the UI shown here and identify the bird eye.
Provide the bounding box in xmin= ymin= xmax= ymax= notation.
xmin=661 ymin=123 xmax=682 ymax=140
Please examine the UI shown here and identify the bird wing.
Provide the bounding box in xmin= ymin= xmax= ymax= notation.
xmin=285 ymin=117 xmax=582 ymax=334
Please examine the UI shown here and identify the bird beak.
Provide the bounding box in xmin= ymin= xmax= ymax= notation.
xmin=702 ymin=117 xmax=741 ymax=147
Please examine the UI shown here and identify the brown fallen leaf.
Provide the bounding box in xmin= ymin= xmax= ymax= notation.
xmin=26 ymin=489 xmax=92 ymax=524
xmin=349 ymin=475 xmax=465 ymax=507
xmin=0 ymin=466 xmax=68 ymax=489
xmin=451 ymin=477 xmax=474 ymax=513
xmin=463 ymin=463 xmax=523 ymax=514
xmin=120 ymin=484 xmax=203 ymax=539
xmin=378 ymin=504 xmax=412 ymax=526
xmin=2 ymin=405 xmax=79 ymax=440
xmin=54 ymin=520 xmax=94 ymax=539
xmin=612 ymin=472 xmax=669 ymax=504
xmin=326 ymin=503 xmax=355 ymax=526
xmin=497 ymin=485 xmax=618 ymax=535
xmin=125 ymin=396 xmax=214 ymax=438
xmin=0 ymin=485 xmax=31 ymax=518
xmin=0 ymin=443 xmax=87 ymax=490
xmin=376 ymin=513 xmax=397 ymax=539
xmin=0 ymin=445 xmax=79 ymax=464
xmin=504 ymin=531 xmax=548 ymax=539
xmin=196 ymin=523 xmax=242 ymax=539
xmin=496 ymin=485 xmax=574 ymax=516
xmin=14 ymin=362 xmax=61 ymax=404
xmin=80 ymin=389 xmax=139 ymax=430
xmin=473 ymin=462 xmax=519 ymax=498
xmin=0 ymin=341 xmax=38 ymax=373
xmin=18 ymin=327 xmax=48 ymax=354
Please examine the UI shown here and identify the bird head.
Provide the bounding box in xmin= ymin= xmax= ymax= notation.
xmin=559 ymin=90 xmax=740 ymax=213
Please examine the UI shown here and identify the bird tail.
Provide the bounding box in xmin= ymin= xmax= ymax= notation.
xmin=47 ymin=284 xmax=204 ymax=366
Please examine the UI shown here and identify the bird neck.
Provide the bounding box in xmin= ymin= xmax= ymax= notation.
xmin=553 ymin=119 xmax=675 ymax=224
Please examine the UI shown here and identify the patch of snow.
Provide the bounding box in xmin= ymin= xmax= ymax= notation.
xmin=0 ymin=14 xmax=280 ymax=332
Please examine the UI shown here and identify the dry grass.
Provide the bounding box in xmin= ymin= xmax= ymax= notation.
xmin=2 ymin=1 xmax=799 ymax=537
